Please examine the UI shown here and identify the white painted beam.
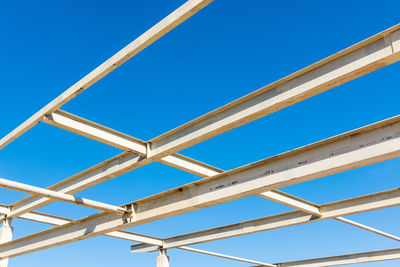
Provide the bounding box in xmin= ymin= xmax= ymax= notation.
xmin=0 ymin=0 xmax=213 ymax=150
xmin=264 ymin=248 xmax=400 ymax=267
xmin=0 ymin=204 xmax=162 ymax=246
xmin=179 ymin=246 xmax=276 ymax=266
xmin=45 ymin=111 xmax=400 ymax=243
xmin=0 ymin=178 xmax=127 ymax=214
xmin=7 ymin=152 xmax=146 ymax=218
xmin=147 ymin=24 xmax=400 ymax=160
xmin=259 ymin=191 xmax=321 ymax=216
xmin=131 ymin=189 xmax=400 ymax=251
xmin=2 ymin=114 xmax=400 ymax=258
xmin=43 ymin=110 xmax=147 ymax=155
xmin=334 ymin=217 xmax=400 ymax=242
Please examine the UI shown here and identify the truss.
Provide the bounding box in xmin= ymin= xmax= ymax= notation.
xmin=0 ymin=1 xmax=399 ymax=266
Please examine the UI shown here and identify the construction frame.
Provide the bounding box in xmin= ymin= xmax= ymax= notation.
xmin=1 ymin=0 xmax=399 ymax=266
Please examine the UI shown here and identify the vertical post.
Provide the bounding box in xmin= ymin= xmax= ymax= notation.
xmin=0 ymin=218 xmax=13 ymax=267
xmin=157 ymin=249 xmax=169 ymax=267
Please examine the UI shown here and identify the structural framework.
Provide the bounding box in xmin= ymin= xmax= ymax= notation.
xmin=0 ymin=1 xmax=399 ymax=266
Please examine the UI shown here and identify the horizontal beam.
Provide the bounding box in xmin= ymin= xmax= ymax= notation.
xmin=1 ymin=115 xmax=400 ymax=258
xmin=9 ymin=110 xmax=223 ymax=219
xmin=147 ymin=24 xmax=400 ymax=160
xmin=16 ymin=22 xmax=399 ymax=224
xmin=259 ymin=191 xmax=321 ymax=216
xmin=266 ymin=248 xmax=400 ymax=267
xmin=43 ymin=110 xmax=321 ymax=214
xmin=178 ymin=246 xmax=276 ymax=266
xmin=45 ymin=111 xmax=400 ymax=243
xmin=131 ymin=189 xmax=400 ymax=251
xmin=0 ymin=178 xmax=127 ymax=214
xmin=334 ymin=217 xmax=400 ymax=242
xmin=0 ymin=0 xmax=213 ymax=150
xmin=43 ymin=110 xmax=147 ymax=155
xmin=0 ymin=203 xmax=162 ymax=246
xmin=7 ymin=152 xmax=147 ymax=218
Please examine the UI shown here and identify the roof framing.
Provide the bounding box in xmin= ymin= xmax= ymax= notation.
xmin=0 ymin=0 xmax=399 ymax=266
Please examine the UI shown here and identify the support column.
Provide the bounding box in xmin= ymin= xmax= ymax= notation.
xmin=0 ymin=218 xmax=13 ymax=267
xmin=157 ymin=249 xmax=169 ymax=267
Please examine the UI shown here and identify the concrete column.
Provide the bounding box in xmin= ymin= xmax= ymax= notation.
xmin=0 ymin=219 xmax=13 ymax=267
xmin=156 ymin=249 xmax=169 ymax=267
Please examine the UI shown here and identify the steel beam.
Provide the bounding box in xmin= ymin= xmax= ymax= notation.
xmin=178 ymin=246 xmax=276 ymax=266
xmin=1 ymin=115 xmax=400 ymax=258
xmin=44 ymin=110 xmax=400 ymax=242
xmin=147 ymin=24 xmax=400 ymax=160
xmin=262 ymin=248 xmax=400 ymax=267
xmin=43 ymin=110 xmax=147 ymax=155
xmin=12 ymin=22 xmax=398 ymax=223
xmin=131 ymin=189 xmax=400 ymax=251
xmin=0 ymin=204 xmax=162 ymax=246
xmin=0 ymin=0 xmax=213 ymax=150
xmin=0 ymin=178 xmax=127 ymax=214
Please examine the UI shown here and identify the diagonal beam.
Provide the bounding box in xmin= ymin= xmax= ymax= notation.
xmin=43 ymin=110 xmax=148 ymax=155
xmin=1 ymin=115 xmax=400 ymax=258
xmin=10 ymin=22 xmax=400 ymax=218
xmin=43 ymin=110 xmax=400 ymax=242
xmin=178 ymin=246 xmax=276 ymax=266
xmin=333 ymin=217 xmax=400 ymax=242
xmin=44 ymin=110 xmax=400 ymax=242
xmin=0 ymin=203 xmax=162 ymax=246
xmin=7 ymin=152 xmax=147 ymax=218
xmin=0 ymin=178 xmax=127 ymax=214
xmin=146 ymin=24 xmax=400 ymax=160
xmin=0 ymin=0 xmax=213 ymax=150
xmin=131 ymin=189 xmax=400 ymax=251
xmin=260 ymin=248 xmax=400 ymax=267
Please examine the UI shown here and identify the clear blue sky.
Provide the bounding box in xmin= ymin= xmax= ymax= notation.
xmin=0 ymin=0 xmax=399 ymax=266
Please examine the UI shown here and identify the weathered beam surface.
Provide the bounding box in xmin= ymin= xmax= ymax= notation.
xmin=147 ymin=24 xmax=400 ymax=160
xmin=8 ymin=152 xmax=147 ymax=218
xmin=45 ymin=111 xmax=400 ymax=242
xmin=14 ymin=23 xmax=400 ymax=219
xmin=131 ymin=189 xmax=400 ymax=251
xmin=0 ymin=204 xmax=162 ymax=246
xmin=264 ymin=248 xmax=400 ymax=267
xmin=0 ymin=178 xmax=127 ymax=214
xmin=1 ymin=115 xmax=400 ymax=258
xmin=0 ymin=0 xmax=213 ymax=150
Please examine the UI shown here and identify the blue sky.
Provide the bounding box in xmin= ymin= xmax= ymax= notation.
xmin=0 ymin=0 xmax=399 ymax=266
